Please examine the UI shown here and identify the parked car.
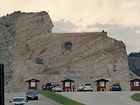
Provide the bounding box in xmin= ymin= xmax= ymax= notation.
xmin=110 ymin=83 xmax=122 ymax=91
xmin=42 ymin=83 xmax=54 ymax=91
xmin=10 ymin=97 xmax=27 ymax=105
xmin=26 ymin=90 xmax=38 ymax=100
xmin=77 ymin=83 xmax=84 ymax=91
xmin=52 ymin=84 xmax=62 ymax=92
xmin=83 ymin=83 xmax=93 ymax=92
xmin=77 ymin=83 xmax=93 ymax=92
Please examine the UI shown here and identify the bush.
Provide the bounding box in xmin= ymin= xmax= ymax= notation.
xmin=131 ymin=93 xmax=140 ymax=102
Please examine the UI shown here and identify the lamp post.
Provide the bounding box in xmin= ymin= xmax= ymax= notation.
xmin=0 ymin=64 xmax=4 ymax=105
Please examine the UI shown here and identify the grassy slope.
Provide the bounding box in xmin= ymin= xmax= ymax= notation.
xmin=131 ymin=93 xmax=140 ymax=102
xmin=39 ymin=90 xmax=84 ymax=105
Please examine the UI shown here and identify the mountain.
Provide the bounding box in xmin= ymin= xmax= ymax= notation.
xmin=0 ymin=11 xmax=133 ymax=92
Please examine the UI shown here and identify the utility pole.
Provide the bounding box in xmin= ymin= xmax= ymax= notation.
xmin=0 ymin=64 xmax=4 ymax=105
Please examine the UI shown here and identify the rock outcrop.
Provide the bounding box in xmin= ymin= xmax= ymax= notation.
xmin=0 ymin=11 xmax=132 ymax=92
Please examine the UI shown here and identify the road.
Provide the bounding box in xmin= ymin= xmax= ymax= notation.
xmin=58 ymin=91 xmax=140 ymax=105
xmin=5 ymin=92 xmax=62 ymax=105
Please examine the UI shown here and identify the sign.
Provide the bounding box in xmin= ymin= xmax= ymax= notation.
xmin=65 ymin=82 xmax=70 ymax=87
xmin=31 ymin=82 xmax=36 ymax=87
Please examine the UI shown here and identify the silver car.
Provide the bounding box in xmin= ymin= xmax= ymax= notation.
xmin=52 ymin=85 xmax=62 ymax=92
xmin=10 ymin=97 xmax=27 ymax=105
xmin=83 ymin=83 xmax=93 ymax=92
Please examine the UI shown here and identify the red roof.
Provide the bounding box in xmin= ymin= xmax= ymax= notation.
xmin=129 ymin=78 xmax=140 ymax=82
xmin=26 ymin=79 xmax=40 ymax=82
xmin=95 ymin=78 xmax=109 ymax=82
xmin=61 ymin=79 xmax=74 ymax=82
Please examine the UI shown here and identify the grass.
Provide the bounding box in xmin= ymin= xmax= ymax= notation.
xmin=39 ymin=90 xmax=84 ymax=105
xmin=131 ymin=93 xmax=140 ymax=102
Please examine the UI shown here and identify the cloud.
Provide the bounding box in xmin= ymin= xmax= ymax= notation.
xmin=1 ymin=0 xmax=140 ymax=27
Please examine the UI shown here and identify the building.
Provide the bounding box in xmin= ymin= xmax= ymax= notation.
xmin=61 ymin=79 xmax=74 ymax=92
xmin=95 ymin=78 xmax=109 ymax=91
xmin=129 ymin=78 xmax=140 ymax=91
xmin=26 ymin=79 xmax=40 ymax=90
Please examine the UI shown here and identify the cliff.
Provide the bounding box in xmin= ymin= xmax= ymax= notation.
xmin=0 ymin=11 xmax=132 ymax=92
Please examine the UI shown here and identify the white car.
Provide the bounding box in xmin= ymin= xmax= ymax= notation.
xmin=52 ymin=85 xmax=62 ymax=92
xmin=10 ymin=97 xmax=27 ymax=105
xmin=83 ymin=83 xmax=93 ymax=92
xmin=77 ymin=83 xmax=93 ymax=92
xmin=77 ymin=83 xmax=84 ymax=91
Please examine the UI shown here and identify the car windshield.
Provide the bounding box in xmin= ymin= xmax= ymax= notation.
xmin=85 ymin=84 xmax=91 ymax=86
xmin=27 ymin=90 xmax=37 ymax=95
xmin=55 ymin=85 xmax=61 ymax=87
xmin=13 ymin=98 xmax=25 ymax=102
xmin=113 ymin=85 xmax=120 ymax=88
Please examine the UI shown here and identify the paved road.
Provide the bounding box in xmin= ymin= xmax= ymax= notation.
xmin=58 ymin=91 xmax=140 ymax=105
xmin=5 ymin=92 xmax=62 ymax=105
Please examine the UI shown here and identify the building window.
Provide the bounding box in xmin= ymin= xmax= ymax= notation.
xmin=134 ymin=81 xmax=139 ymax=86
xmin=64 ymin=41 xmax=72 ymax=50
xmin=100 ymin=82 xmax=105 ymax=86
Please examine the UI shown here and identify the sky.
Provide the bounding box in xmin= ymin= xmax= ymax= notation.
xmin=0 ymin=0 xmax=140 ymax=54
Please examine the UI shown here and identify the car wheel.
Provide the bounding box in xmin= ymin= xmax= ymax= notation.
xmin=36 ymin=97 xmax=38 ymax=100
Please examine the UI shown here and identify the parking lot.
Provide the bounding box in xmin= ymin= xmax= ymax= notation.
xmin=5 ymin=91 xmax=140 ymax=105
xmin=5 ymin=92 xmax=62 ymax=105
xmin=58 ymin=91 xmax=140 ymax=105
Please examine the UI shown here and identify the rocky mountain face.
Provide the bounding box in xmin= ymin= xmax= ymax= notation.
xmin=0 ymin=11 xmax=133 ymax=92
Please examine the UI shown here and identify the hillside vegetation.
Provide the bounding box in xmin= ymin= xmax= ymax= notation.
xmin=128 ymin=52 xmax=140 ymax=76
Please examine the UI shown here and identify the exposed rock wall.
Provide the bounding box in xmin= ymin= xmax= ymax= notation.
xmin=0 ymin=11 xmax=132 ymax=92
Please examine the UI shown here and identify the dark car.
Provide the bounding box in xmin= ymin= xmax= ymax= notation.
xmin=42 ymin=83 xmax=54 ymax=91
xmin=26 ymin=90 xmax=38 ymax=100
xmin=110 ymin=83 xmax=122 ymax=91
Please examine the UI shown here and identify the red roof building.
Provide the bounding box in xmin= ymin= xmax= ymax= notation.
xmin=26 ymin=79 xmax=40 ymax=90
xmin=95 ymin=78 xmax=109 ymax=91
xmin=61 ymin=79 xmax=74 ymax=92
xmin=129 ymin=78 xmax=140 ymax=91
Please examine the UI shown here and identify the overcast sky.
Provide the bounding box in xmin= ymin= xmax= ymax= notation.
xmin=1 ymin=0 xmax=140 ymax=54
